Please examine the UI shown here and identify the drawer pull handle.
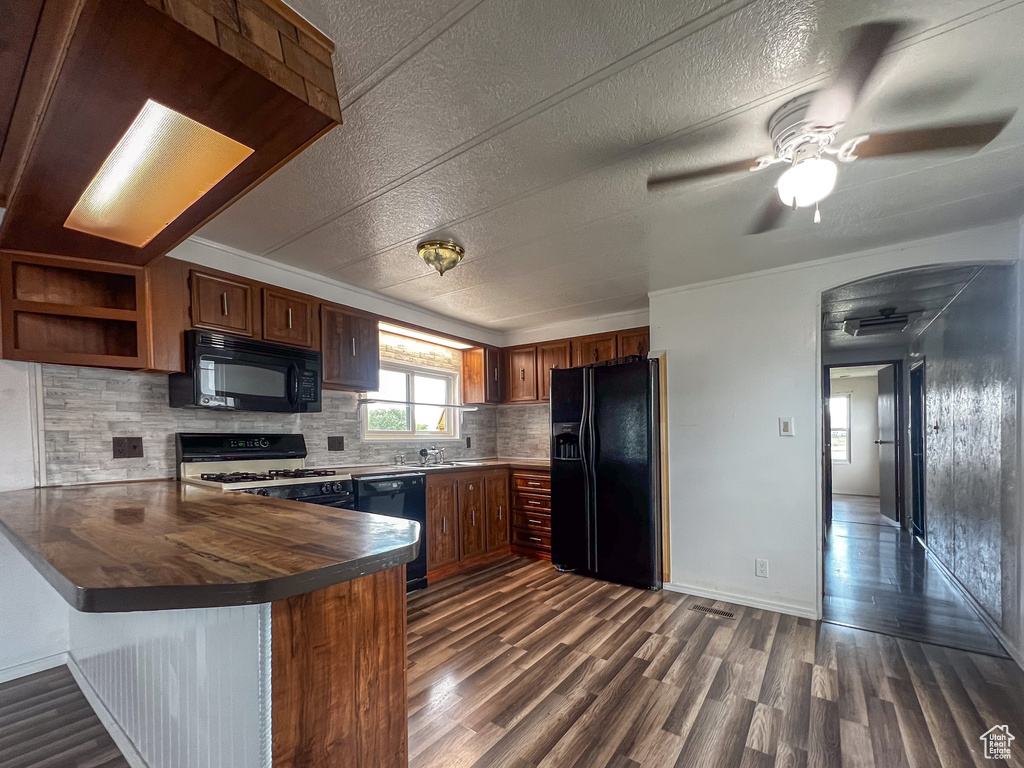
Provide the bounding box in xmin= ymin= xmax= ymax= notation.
xmin=494 ymin=367 xmax=498 ymax=381
xmin=221 ymin=292 xmax=228 ymax=316
xmin=442 ymin=516 xmax=446 ymax=534
xmin=471 ymin=510 xmax=476 ymax=525
xmin=529 ymin=536 xmax=542 ymax=543
xmin=287 ymin=307 xmax=293 ymax=329
xmin=351 ymin=338 xmax=357 ymax=356
xmin=529 ymin=519 xmax=542 ymax=525
xmin=498 ymin=505 xmax=502 ymax=521
xmin=527 ymin=481 xmax=540 ymax=486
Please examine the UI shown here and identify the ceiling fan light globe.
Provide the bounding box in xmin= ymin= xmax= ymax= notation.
xmin=776 ymin=157 xmax=838 ymax=208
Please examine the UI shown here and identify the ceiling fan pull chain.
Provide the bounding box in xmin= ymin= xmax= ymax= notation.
xmin=814 ymin=202 xmax=821 ymax=224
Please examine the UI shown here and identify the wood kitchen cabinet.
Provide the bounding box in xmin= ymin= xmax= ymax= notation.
xmin=458 ymin=477 xmax=487 ymax=559
xmin=190 ymin=271 xmax=254 ymax=336
xmin=617 ymin=327 xmax=650 ymax=359
xmin=572 ymin=332 xmax=617 ymax=366
xmin=537 ymin=340 xmax=571 ymax=402
xmin=426 ymin=475 xmax=460 ymax=570
xmin=508 ymin=346 xmax=538 ymax=402
xmin=0 ymin=251 xmax=149 ymax=369
xmin=321 ymin=304 xmax=380 ymax=391
xmin=462 ymin=345 xmax=505 ymax=404
xmin=485 ymin=471 xmax=510 ymax=551
xmin=263 ymin=288 xmax=314 ymax=348
xmin=511 ymin=470 xmax=552 ymax=560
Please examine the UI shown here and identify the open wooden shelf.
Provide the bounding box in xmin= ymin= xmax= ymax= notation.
xmin=1 ymin=251 xmax=148 ymax=368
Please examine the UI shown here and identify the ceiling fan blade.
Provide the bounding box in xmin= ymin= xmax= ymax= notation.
xmin=851 ymin=116 xmax=1013 ymax=158
xmin=747 ymin=194 xmax=789 ymax=235
xmin=647 ymin=158 xmax=763 ymax=190
xmin=806 ymin=21 xmax=907 ymax=130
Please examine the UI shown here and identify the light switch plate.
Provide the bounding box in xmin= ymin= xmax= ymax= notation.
xmin=779 ymin=417 xmax=794 ymax=436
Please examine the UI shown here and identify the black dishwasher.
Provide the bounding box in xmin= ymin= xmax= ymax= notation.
xmin=355 ymin=474 xmax=427 ymax=592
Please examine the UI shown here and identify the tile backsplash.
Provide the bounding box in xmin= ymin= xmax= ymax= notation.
xmin=497 ymin=403 xmax=550 ymax=459
xmin=41 ymin=365 xmax=498 ymax=486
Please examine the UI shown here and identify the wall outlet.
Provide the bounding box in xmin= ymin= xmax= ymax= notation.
xmin=328 ymin=436 xmax=345 ymax=451
xmin=466 ymin=436 xmax=471 ymax=448
xmin=755 ymin=559 xmax=769 ymax=579
xmin=112 ymin=436 xmax=144 ymax=459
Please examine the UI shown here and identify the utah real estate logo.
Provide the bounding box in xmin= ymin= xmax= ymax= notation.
xmin=980 ymin=725 xmax=1014 ymax=760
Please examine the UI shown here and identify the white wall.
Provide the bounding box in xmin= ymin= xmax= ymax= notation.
xmin=830 ymin=375 xmax=880 ymax=497
xmin=651 ymin=222 xmax=1020 ymax=619
xmin=0 ymin=361 xmax=69 ymax=678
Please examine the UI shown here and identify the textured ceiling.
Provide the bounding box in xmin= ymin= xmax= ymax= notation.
xmin=199 ymin=0 xmax=1024 ymax=332
xmin=821 ymin=264 xmax=981 ymax=352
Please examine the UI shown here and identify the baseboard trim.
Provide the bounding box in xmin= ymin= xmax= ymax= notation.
xmin=0 ymin=652 xmax=68 ymax=684
xmin=67 ymin=656 xmax=150 ymax=768
xmin=664 ymin=582 xmax=818 ymax=620
xmin=921 ymin=545 xmax=1024 ymax=670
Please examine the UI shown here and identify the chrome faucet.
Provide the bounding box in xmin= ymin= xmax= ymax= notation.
xmin=419 ymin=445 xmax=442 ymax=465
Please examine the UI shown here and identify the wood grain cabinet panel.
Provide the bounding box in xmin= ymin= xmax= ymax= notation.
xmin=537 ymin=340 xmax=570 ymax=401
xmin=426 ymin=475 xmax=459 ymax=570
xmin=485 ymin=346 xmax=505 ymax=403
xmin=321 ymin=304 xmax=380 ymax=391
xmin=462 ymin=346 xmax=505 ymax=404
xmin=572 ymin=333 xmax=617 ymax=366
xmin=190 ymin=271 xmax=253 ymax=336
xmin=508 ymin=346 xmax=538 ymax=402
xmin=263 ymin=288 xmax=313 ymax=348
xmin=0 ymin=251 xmax=149 ymax=368
xmin=485 ymin=471 xmax=510 ymax=551
xmin=458 ymin=477 xmax=486 ymax=560
xmin=617 ymin=327 xmax=650 ymax=359
xmin=511 ymin=469 xmax=552 ymax=560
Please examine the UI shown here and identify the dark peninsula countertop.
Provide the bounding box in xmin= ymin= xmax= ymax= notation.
xmin=0 ymin=480 xmax=420 ymax=613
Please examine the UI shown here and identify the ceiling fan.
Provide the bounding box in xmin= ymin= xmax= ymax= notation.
xmin=647 ymin=21 xmax=1014 ymax=234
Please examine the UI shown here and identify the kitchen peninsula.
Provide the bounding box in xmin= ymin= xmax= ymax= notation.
xmin=0 ymin=481 xmax=419 ymax=768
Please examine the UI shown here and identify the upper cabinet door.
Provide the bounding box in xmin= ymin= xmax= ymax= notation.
xmin=573 ymin=333 xmax=617 ymax=366
xmin=321 ymin=304 xmax=380 ymax=391
xmin=616 ymin=328 xmax=650 ymax=359
xmin=485 ymin=346 xmax=505 ymax=403
xmin=537 ymin=341 xmax=571 ymax=402
xmin=263 ymin=288 xmax=313 ymax=348
xmin=508 ymin=347 xmax=538 ymax=402
xmin=191 ymin=271 xmax=253 ymax=336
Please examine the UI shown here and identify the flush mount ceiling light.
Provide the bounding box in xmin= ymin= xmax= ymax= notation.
xmin=64 ymin=100 xmax=253 ymax=247
xmin=417 ymin=240 xmax=465 ymax=276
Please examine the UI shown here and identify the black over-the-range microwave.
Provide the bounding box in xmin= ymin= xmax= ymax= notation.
xmin=169 ymin=331 xmax=322 ymax=413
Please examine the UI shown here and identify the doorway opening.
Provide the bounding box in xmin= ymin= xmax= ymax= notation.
xmin=819 ymin=264 xmax=1009 ymax=657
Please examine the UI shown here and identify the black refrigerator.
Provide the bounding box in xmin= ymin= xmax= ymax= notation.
xmin=550 ymin=358 xmax=662 ymax=590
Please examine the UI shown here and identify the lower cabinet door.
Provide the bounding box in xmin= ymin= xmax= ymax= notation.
xmin=458 ymin=477 xmax=486 ymax=559
xmin=426 ymin=476 xmax=459 ymax=569
xmin=485 ymin=472 xmax=510 ymax=551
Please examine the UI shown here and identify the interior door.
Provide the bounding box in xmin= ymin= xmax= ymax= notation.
xmin=822 ymin=370 xmax=833 ymax=531
xmin=877 ymin=364 xmax=899 ymax=523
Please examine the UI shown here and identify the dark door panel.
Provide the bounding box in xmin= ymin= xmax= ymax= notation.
xmin=877 ymin=365 xmax=899 ymax=523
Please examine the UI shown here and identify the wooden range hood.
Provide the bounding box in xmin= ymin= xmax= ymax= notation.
xmin=0 ymin=0 xmax=342 ymax=265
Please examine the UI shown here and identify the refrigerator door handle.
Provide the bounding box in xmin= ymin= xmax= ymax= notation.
xmin=587 ymin=367 xmax=598 ymax=572
xmin=579 ymin=368 xmax=592 ymax=570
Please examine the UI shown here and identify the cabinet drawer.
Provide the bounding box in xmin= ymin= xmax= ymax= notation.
xmin=513 ymin=491 xmax=551 ymax=512
xmin=512 ymin=528 xmax=551 ymax=551
xmin=513 ymin=510 xmax=551 ymax=533
xmin=513 ymin=474 xmax=550 ymax=493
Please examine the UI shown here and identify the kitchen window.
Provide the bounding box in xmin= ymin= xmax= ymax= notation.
xmin=362 ymin=363 xmax=460 ymax=440
xmin=830 ymin=393 xmax=851 ymax=463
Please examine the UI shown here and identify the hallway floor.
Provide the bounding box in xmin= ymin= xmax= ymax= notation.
xmin=824 ymin=496 xmax=1007 ymax=657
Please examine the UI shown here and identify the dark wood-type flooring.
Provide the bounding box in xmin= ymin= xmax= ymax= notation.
xmin=0 ymin=666 xmax=129 ymax=768
xmin=408 ymin=557 xmax=1024 ymax=768
xmin=825 ymin=497 xmax=1006 ymax=657
xmin=831 ymin=495 xmax=895 ymax=527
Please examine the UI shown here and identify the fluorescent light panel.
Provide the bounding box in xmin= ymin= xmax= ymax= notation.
xmin=64 ymin=100 xmax=253 ymax=247
xmin=378 ymin=322 xmax=474 ymax=350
